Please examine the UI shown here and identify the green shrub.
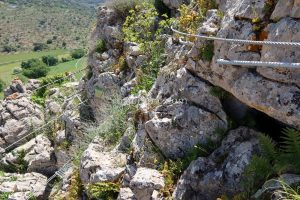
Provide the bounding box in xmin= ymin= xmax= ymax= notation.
xmin=0 ymin=192 xmax=11 ymax=199
xmin=21 ymin=59 xmax=44 ymax=69
xmin=0 ymin=149 xmax=29 ymax=173
xmin=95 ymin=39 xmax=106 ymax=53
xmin=106 ymin=0 xmax=144 ymax=18
xmin=71 ymin=49 xmax=85 ymax=59
xmin=66 ymin=170 xmax=84 ymax=200
xmin=0 ymin=79 xmax=5 ymax=92
xmin=200 ymin=42 xmax=214 ymax=61
xmin=2 ymin=45 xmax=17 ymax=53
xmin=61 ymin=57 xmax=73 ymax=63
xmin=23 ymin=65 xmax=49 ymax=78
xmin=46 ymin=39 xmax=53 ymax=44
xmin=33 ymin=43 xmax=48 ymax=51
xmin=87 ymin=182 xmax=120 ymax=200
xmin=42 ymin=55 xmax=59 ymax=66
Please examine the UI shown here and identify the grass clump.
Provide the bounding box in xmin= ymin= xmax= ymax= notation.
xmin=0 ymin=149 xmax=29 ymax=174
xmin=66 ymin=170 xmax=84 ymax=200
xmin=86 ymin=182 xmax=120 ymax=200
xmin=200 ymin=42 xmax=214 ymax=61
xmin=95 ymin=39 xmax=106 ymax=54
xmin=0 ymin=79 xmax=5 ymax=92
xmin=0 ymin=192 xmax=11 ymax=199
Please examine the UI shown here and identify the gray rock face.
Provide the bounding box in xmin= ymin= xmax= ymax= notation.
xmin=146 ymin=68 xmax=227 ymax=158
xmin=86 ymin=72 xmax=121 ymax=121
xmin=186 ymin=7 xmax=300 ymax=129
xmin=173 ymin=127 xmax=260 ymax=200
xmin=258 ymin=18 xmax=300 ymax=86
xmin=198 ymin=9 xmax=222 ymax=35
xmin=0 ymin=95 xmax=44 ymax=148
xmin=117 ymin=188 xmax=137 ymax=200
xmin=130 ymin=168 xmax=165 ymax=200
xmin=271 ymin=0 xmax=300 ymax=20
xmin=0 ymin=172 xmax=47 ymax=199
xmin=49 ymin=167 xmax=74 ymax=199
xmin=217 ymin=0 xmax=267 ymax=19
xmin=4 ymin=79 xmax=27 ymax=98
xmin=162 ymin=0 xmax=185 ymax=9
xmin=2 ymin=135 xmax=56 ymax=175
xmin=80 ymin=139 xmax=127 ymax=184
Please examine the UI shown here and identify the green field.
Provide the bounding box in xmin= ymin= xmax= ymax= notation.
xmin=0 ymin=49 xmax=87 ymax=99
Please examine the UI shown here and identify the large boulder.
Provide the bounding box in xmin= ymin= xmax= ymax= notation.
xmin=80 ymin=139 xmax=127 ymax=184
xmin=0 ymin=95 xmax=44 ymax=148
xmin=129 ymin=167 xmax=165 ymax=200
xmin=146 ymin=68 xmax=227 ymax=158
xmin=0 ymin=172 xmax=47 ymax=199
xmin=2 ymin=135 xmax=56 ymax=175
xmin=173 ymin=127 xmax=260 ymax=200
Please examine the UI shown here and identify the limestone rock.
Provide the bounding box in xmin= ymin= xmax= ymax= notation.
xmin=147 ymin=68 xmax=227 ymax=158
xmin=173 ymin=127 xmax=260 ymax=200
xmin=2 ymin=135 xmax=56 ymax=175
xmin=80 ymin=139 xmax=127 ymax=184
xmin=4 ymin=79 xmax=26 ymax=98
xmin=198 ymin=9 xmax=222 ymax=35
xmin=162 ymin=0 xmax=185 ymax=9
xmin=26 ymin=79 xmax=40 ymax=91
xmin=117 ymin=187 xmax=137 ymax=200
xmin=259 ymin=18 xmax=300 ymax=86
xmin=0 ymin=172 xmax=47 ymax=199
xmin=130 ymin=168 xmax=165 ymax=200
xmin=271 ymin=0 xmax=300 ymax=20
xmin=0 ymin=96 xmax=44 ymax=148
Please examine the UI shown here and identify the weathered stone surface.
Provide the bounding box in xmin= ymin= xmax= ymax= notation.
xmin=80 ymin=139 xmax=127 ymax=184
xmin=162 ymin=0 xmax=185 ymax=9
xmin=4 ymin=79 xmax=27 ymax=98
xmin=49 ymin=167 xmax=74 ymax=200
xmin=173 ymin=127 xmax=260 ymax=200
xmin=217 ymin=0 xmax=267 ymax=19
xmin=0 ymin=95 xmax=44 ymax=147
xmin=2 ymin=135 xmax=56 ymax=175
xmin=271 ymin=0 xmax=300 ymax=20
xmin=117 ymin=187 xmax=137 ymax=200
xmin=130 ymin=168 xmax=165 ymax=200
xmin=0 ymin=172 xmax=47 ymax=199
xmin=146 ymin=68 xmax=227 ymax=158
xmin=198 ymin=9 xmax=222 ymax=35
xmin=258 ymin=18 xmax=300 ymax=85
xmin=26 ymin=79 xmax=40 ymax=91
xmin=186 ymin=12 xmax=300 ymax=129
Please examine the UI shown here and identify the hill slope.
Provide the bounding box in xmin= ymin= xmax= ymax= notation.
xmin=0 ymin=0 xmax=105 ymax=52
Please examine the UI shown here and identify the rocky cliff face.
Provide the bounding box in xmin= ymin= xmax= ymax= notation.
xmin=82 ymin=0 xmax=300 ymax=199
xmin=1 ymin=0 xmax=299 ymax=199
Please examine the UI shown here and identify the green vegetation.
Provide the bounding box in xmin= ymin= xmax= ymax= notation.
xmin=86 ymin=95 xmax=131 ymax=146
xmin=71 ymin=49 xmax=85 ymax=59
xmin=106 ymin=0 xmax=144 ymax=19
xmin=21 ymin=59 xmax=49 ymax=78
xmin=209 ymin=86 xmax=229 ymax=100
xmin=33 ymin=43 xmax=49 ymax=52
xmin=66 ymin=170 xmax=84 ymax=200
xmin=122 ymin=2 xmax=171 ymax=94
xmin=200 ymin=42 xmax=214 ymax=61
xmin=0 ymin=79 xmax=5 ymax=92
xmin=241 ymin=128 xmax=300 ymax=198
xmin=0 ymin=192 xmax=11 ymax=199
xmin=0 ymin=149 xmax=29 ymax=174
xmin=95 ymin=39 xmax=107 ymax=54
xmin=86 ymin=182 xmax=120 ymax=200
xmin=42 ymin=55 xmax=59 ymax=66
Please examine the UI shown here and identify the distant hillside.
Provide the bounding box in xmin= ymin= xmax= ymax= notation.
xmin=0 ymin=0 xmax=105 ymax=52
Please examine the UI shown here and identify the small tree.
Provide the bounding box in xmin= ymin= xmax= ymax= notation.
xmin=21 ymin=59 xmax=49 ymax=78
xmin=95 ymin=39 xmax=106 ymax=53
xmin=42 ymin=55 xmax=58 ymax=66
xmin=33 ymin=43 xmax=48 ymax=51
xmin=71 ymin=49 xmax=85 ymax=59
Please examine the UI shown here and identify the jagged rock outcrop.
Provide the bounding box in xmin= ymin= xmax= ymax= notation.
xmin=80 ymin=139 xmax=127 ymax=184
xmin=4 ymin=79 xmax=27 ymax=98
xmin=129 ymin=167 xmax=165 ymax=200
xmin=0 ymin=172 xmax=47 ymax=199
xmin=0 ymin=95 xmax=44 ymax=149
xmin=145 ymin=67 xmax=227 ymax=158
xmin=173 ymin=127 xmax=260 ymax=199
xmin=2 ymin=135 xmax=56 ymax=175
xmin=185 ymin=0 xmax=300 ymax=129
xmin=271 ymin=0 xmax=300 ymax=20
